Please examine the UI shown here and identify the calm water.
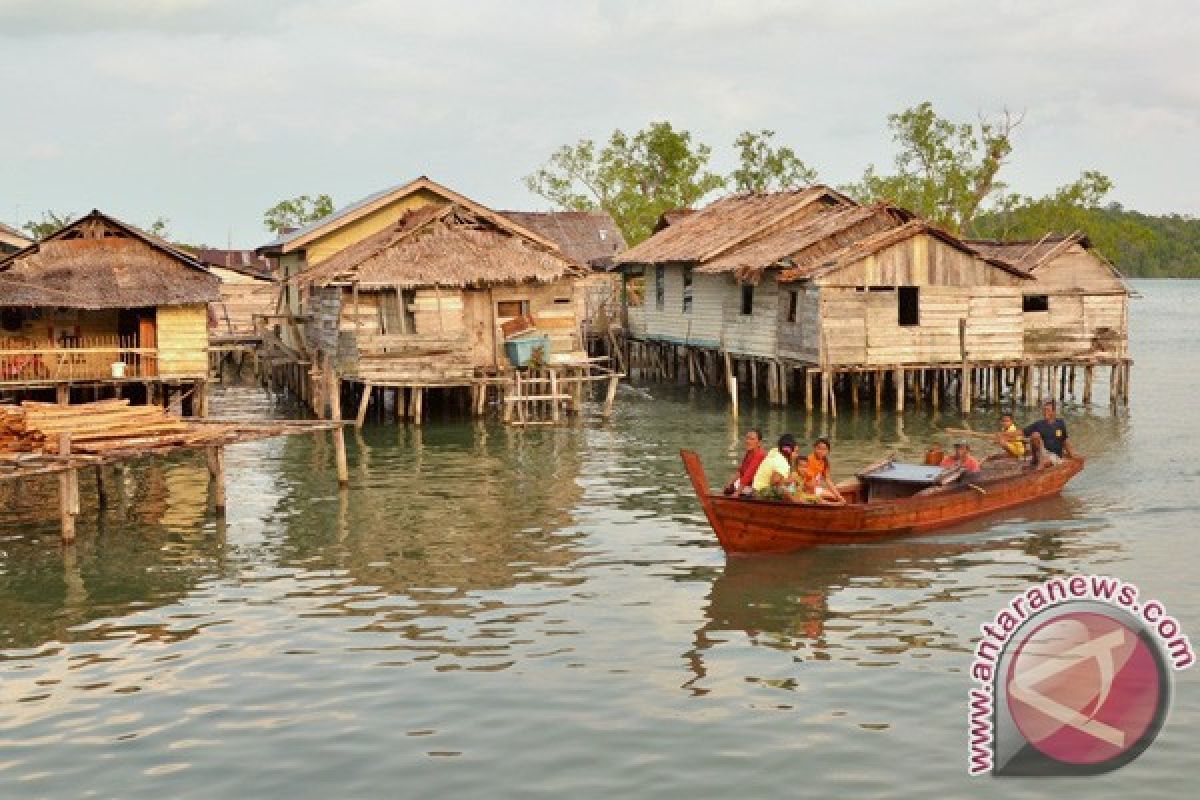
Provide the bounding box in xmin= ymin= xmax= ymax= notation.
xmin=1 ymin=280 xmax=1197 ymax=798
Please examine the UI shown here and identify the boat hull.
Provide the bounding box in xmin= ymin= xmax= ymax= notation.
xmin=680 ymin=449 xmax=1084 ymax=555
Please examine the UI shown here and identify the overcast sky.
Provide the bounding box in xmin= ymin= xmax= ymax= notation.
xmin=1 ymin=0 xmax=1195 ymax=246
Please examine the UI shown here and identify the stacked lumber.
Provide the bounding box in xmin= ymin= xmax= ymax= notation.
xmin=0 ymin=399 xmax=228 ymax=455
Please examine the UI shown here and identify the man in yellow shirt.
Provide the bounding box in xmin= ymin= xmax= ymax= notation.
xmin=998 ymin=412 xmax=1026 ymax=458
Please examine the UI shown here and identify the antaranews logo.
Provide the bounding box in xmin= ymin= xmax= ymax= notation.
xmin=967 ymin=574 xmax=1194 ymax=776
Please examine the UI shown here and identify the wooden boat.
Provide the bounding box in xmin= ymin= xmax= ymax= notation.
xmin=680 ymin=449 xmax=1084 ymax=555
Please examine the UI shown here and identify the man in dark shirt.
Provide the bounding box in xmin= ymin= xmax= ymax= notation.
xmin=1024 ymin=399 xmax=1075 ymax=458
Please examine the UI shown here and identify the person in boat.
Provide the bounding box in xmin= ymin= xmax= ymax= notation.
xmin=1028 ymin=431 xmax=1062 ymax=469
xmin=795 ymin=437 xmax=846 ymax=504
xmin=998 ymin=412 xmax=1026 ymax=458
xmin=724 ymin=428 xmax=767 ymax=497
xmin=941 ymin=441 xmax=982 ymax=476
xmin=752 ymin=433 xmax=799 ymax=500
xmin=1024 ymin=399 xmax=1075 ymax=460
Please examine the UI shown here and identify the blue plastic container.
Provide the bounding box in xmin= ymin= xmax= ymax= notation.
xmin=504 ymin=334 xmax=550 ymax=368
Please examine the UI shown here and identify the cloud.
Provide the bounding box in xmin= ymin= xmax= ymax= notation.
xmin=0 ymin=0 xmax=1196 ymax=247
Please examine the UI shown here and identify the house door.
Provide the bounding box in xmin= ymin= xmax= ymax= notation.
xmin=462 ymin=291 xmax=497 ymax=370
xmin=139 ymin=312 xmax=157 ymax=377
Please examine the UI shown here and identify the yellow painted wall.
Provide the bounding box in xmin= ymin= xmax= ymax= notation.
xmin=304 ymin=188 xmax=449 ymax=264
xmin=157 ymin=304 xmax=209 ymax=377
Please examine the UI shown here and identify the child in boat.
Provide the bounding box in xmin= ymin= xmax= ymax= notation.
xmin=795 ymin=437 xmax=846 ymax=504
xmin=752 ymin=433 xmax=799 ymax=500
xmin=941 ymin=441 xmax=982 ymax=474
xmin=998 ymin=412 xmax=1026 ymax=458
xmin=724 ymin=428 xmax=767 ymax=497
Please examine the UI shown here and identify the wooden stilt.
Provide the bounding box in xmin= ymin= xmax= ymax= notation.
xmin=804 ymin=369 xmax=814 ymax=413
xmin=412 ymin=388 xmax=424 ymax=424
xmin=820 ymin=370 xmax=829 ymax=414
xmin=206 ymin=445 xmax=226 ymax=513
xmin=1122 ymin=363 xmax=1131 ymax=408
xmin=327 ymin=366 xmax=349 ymax=488
xmin=827 ymin=371 xmax=837 ymax=418
xmin=56 ymin=384 xmax=69 ymax=406
xmin=750 ymin=360 xmax=759 ymax=400
xmin=894 ymin=368 xmax=905 ymax=413
xmin=850 ymin=372 xmax=860 ymax=410
xmin=724 ymin=352 xmax=739 ymax=417
xmin=1083 ymin=365 xmax=1094 ymax=405
xmin=602 ymin=373 xmax=619 ymax=418
xmin=59 ymin=432 xmax=79 ymax=543
xmin=355 ymin=382 xmax=373 ymax=427
xmin=874 ymin=371 xmax=883 ymax=412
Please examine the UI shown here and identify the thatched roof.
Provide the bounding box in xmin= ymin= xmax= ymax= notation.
xmin=653 ymin=209 xmax=696 ymax=233
xmin=0 ymin=211 xmax=219 ymax=309
xmin=499 ymin=210 xmax=627 ymax=270
xmin=698 ymin=204 xmax=915 ymax=281
xmin=299 ymin=204 xmax=586 ymax=289
xmin=0 ymin=221 xmax=32 ymax=251
xmin=779 ymin=220 xmax=1033 ymax=283
xmin=616 ymin=186 xmax=855 ymax=267
xmin=966 ymin=233 xmax=1090 ymax=272
xmin=259 ymin=175 xmax=558 ymax=256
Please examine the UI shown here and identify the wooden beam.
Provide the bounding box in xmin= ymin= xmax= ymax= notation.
xmin=355 ymin=382 xmax=373 ymax=428
xmin=58 ymin=432 xmax=79 ymax=543
xmin=206 ymin=445 xmax=226 ymax=513
xmin=327 ymin=363 xmax=349 ymax=487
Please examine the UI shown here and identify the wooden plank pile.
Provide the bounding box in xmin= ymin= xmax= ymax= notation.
xmin=0 ymin=399 xmax=228 ymax=454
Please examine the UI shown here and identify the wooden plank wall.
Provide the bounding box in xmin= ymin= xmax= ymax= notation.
xmin=1023 ymin=292 xmax=1127 ymax=359
xmin=157 ymin=304 xmax=209 ymax=376
xmin=639 ymin=266 xmax=723 ymax=347
xmin=777 ymin=285 xmax=820 ymax=363
xmin=213 ymin=281 xmax=274 ymax=335
xmin=721 ymin=273 xmax=779 ymax=357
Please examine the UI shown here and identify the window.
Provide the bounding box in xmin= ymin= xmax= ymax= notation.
xmin=554 ymin=296 xmax=572 ymax=305
xmin=787 ymin=291 xmax=798 ymax=323
xmin=740 ymin=284 xmax=754 ymax=316
xmin=655 ymin=266 xmax=665 ymax=310
xmin=497 ymin=300 xmax=529 ymax=318
xmin=682 ymin=267 xmax=694 ymax=314
xmin=1023 ymin=294 xmax=1050 ymax=312
xmin=379 ymin=289 xmax=417 ymax=334
xmin=898 ymin=286 xmax=919 ymax=327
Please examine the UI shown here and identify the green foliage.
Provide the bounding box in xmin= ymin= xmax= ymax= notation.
xmin=525 ymin=121 xmax=725 ymax=244
xmin=730 ymin=129 xmax=818 ymax=192
xmin=145 ymin=216 xmax=171 ymax=239
xmin=22 ymin=210 xmax=76 ymax=240
xmin=844 ymin=101 xmax=1018 ymax=233
xmin=263 ymin=193 xmax=334 ymax=235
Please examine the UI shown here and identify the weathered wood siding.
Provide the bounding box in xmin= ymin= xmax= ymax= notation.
xmin=1022 ymin=245 xmax=1129 ymax=359
xmin=797 ymin=234 xmax=1026 ymax=367
xmin=721 ymin=273 xmax=779 ymax=357
xmin=491 ymin=279 xmax=581 ymax=363
xmin=157 ymin=304 xmax=209 ymax=377
xmin=210 ymin=268 xmax=275 ymax=335
xmin=1022 ymin=292 xmax=1127 ymax=359
xmin=639 ymin=265 xmax=723 ymax=347
xmin=777 ymin=285 xmax=820 ymax=362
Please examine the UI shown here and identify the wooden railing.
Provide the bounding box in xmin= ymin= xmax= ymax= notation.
xmin=0 ymin=335 xmax=157 ymax=384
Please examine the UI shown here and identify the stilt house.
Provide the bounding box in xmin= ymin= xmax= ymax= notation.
xmin=294 ymin=201 xmax=587 ymax=388
xmin=0 ymin=211 xmax=218 ymax=404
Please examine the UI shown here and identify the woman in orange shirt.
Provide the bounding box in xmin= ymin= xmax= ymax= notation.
xmin=796 ymin=437 xmax=845 ymax=504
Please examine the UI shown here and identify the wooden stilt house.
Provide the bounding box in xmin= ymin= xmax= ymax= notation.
xmin=197 ymin=249 xmax=277 ymax=338
xmin=616 ymin=189 xmax=1051 ymax=411
xmin=294 ymin=201 xmax=587 ymax=399
xmin=0 ymin=211 xmax=218 ymax=407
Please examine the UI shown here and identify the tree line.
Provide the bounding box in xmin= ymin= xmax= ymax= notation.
xmin=523 ymin=102 xmax=1198 ymax=278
